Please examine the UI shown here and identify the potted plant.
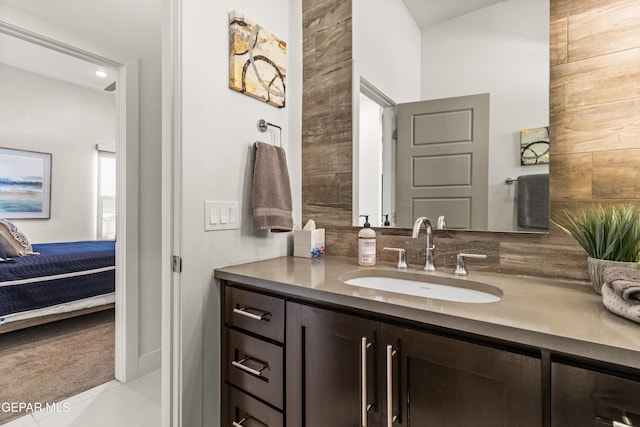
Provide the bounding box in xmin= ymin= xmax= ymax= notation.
xmin=552 ymin=204 xmax=640 ymax=294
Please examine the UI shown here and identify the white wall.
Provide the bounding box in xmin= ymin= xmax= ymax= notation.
xmin=352 ymin=0 xmax=421 ymax=103
xmin=420 ymin=0 xmax=549 ymax=230
xmin=0 ymin=0 xmax=163 ymax=373
xmin=180 ymin=1 xmax=301 ymax=424
xmin=352 ymin=0 xmax=421 ymax=225
xmin=0 ymin=64 xmax=115 ymax=243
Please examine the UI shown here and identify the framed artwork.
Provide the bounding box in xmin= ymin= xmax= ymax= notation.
xmin=520 ymin=126 xmax=549 ymax=165
xmin=0 ymin=147 xmax=52 ymax=219
xmin=229 ymin=10 xmax=287 ymax=108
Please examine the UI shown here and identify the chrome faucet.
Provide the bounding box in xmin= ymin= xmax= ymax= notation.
xmin=412 ymin=217 xmax=435 ymax=271
xmin=453 ymin=253 xmax=487 ymax=276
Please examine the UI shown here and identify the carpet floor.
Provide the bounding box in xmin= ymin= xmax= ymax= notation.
xmin=0 ymin=309 xmax=115 ymax=425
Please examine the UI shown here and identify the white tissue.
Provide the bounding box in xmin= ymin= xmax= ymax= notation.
xmin=303 ymin=219 xmax=316 ymax=230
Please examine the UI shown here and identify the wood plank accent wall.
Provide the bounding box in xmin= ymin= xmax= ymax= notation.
xmin=302 ymin=0 xmax=640 ymax=282
xmin=302 ymin=0 xmax=353 ymax=225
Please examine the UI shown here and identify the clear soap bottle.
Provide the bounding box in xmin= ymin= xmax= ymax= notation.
xmin=358 ymin=215 xmax=376 ymax=266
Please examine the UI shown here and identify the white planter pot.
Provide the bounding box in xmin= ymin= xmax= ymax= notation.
xmin=587 ymin=257 xmax=640 ymax=294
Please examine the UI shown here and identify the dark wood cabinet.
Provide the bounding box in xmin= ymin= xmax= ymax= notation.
xmin=222 ymin=284 xmax=286 ymax=427
xmin=286 ymin=302 xmax=542 ymax=427
xmin=222 ymin=383 xmax=283 ymax=427
xmin=220 ymin=280 xmax=639 ymax=427
xmin=286 ymin=302 xmax=383 ymax=427
xmin=551 ymin=362 xmax=640 ymax=426
xmin=389 ymin=325 xmax=542 ymax=426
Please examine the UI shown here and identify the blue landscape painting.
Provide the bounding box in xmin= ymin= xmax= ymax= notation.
xmin=0 ymin=176 xmax=44 ymax=212
xmin=0 ymin=148 xmax=51 ymax=218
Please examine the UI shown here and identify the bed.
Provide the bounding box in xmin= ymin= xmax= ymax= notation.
xmin=0 ymin=240 xmax=115 ymax=333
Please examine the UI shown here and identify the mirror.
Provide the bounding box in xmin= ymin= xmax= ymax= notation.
xmin=352 ymin=0 xmax=550 ymax=232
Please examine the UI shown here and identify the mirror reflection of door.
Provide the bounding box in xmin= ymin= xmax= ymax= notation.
xmin=352 ymin=0 xmax=549 ymax=233
xmin=358 ymin=79 xmax=396 ymax=227
xmin=395 ymin=93 xmax=489 ymax=229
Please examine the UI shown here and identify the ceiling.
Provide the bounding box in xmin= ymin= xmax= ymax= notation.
xmin=402 ymin=0 xmax=506 ymax=28
xmin=0 ymin=31 xmax=116 ymax=92
xmin=0 ymin=0 xmax=502 ymax=90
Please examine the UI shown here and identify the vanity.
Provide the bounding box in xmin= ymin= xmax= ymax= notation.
xmin=215 ymin=256 xmax=640 ymax=427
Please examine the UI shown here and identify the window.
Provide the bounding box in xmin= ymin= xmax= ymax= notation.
xmin=97 ymin=151 xmax=116 ymax=240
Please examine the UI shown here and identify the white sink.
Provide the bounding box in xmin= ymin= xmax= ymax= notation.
xmin=340 ymin=271 xmax=502 ymax=304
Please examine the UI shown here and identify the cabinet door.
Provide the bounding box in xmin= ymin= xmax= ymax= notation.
xmin=385 ymin=326 xmax=543 ymax=427
xmin=286 ymin=302 xmax=382 ymax=427
xmin=552 ymin=362 xmax=640 ymax=426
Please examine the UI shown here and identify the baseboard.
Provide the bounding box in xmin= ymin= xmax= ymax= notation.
xmin=139 ymin=348 xmax=161 ymax=376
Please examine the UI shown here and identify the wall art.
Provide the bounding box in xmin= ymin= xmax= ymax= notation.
xmin=0 ymin=147 xmax=51 ymax=219
xmin=520 ymin=126 xmax=549 ymax=165
xmin=229 ymin=10 xmax=287 ymax=108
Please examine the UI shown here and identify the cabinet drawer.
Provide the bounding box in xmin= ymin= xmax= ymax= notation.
xmin=552 ymin=362 xmax=640 ymax=426
xmin=225 ymin=286 xmax=285 ymax=343
xmin=223 ymin=383 xmax=283 ymax=427
xmin=224 ymin=327 xmax=284 ymax=409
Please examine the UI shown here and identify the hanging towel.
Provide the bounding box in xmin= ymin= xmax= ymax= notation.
xmin=517 ymin=174 xmax=549 ymax=230
xmin=252 ymin=141 xmax=293 ymax=232
xmin=602 ymin=267 xmax=640 ymax=324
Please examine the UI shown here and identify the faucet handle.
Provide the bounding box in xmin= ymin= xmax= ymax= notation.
xmin=453 ymin=253 xmax=487 ymax=276
xmin=383 ymin=247 xmax=408 ymax=269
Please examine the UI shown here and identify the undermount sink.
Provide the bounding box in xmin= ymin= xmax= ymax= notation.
xmin=339 ymin=270 xmax=502 ymax=304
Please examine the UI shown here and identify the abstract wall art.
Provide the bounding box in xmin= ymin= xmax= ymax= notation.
xmin=0 ymin=147 xmax=51 ymax=219
xmin=520 ymin=126 xmax=550 ymax=165
xmin=229 ymin=10 xmax=287 ymax=108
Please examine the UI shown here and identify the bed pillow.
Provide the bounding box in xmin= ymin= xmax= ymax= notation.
xmin=0 ymin=241 xmax=6 ymax=260
xmin=0 ymin=219 xmax=38 ymax=257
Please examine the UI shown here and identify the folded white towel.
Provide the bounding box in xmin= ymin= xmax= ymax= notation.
xmin=602 ymin=267 xmax=640 ymax=324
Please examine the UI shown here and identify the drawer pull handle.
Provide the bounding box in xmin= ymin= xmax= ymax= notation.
xmin=386 ymin=345 xmax=398 ymax=427
xmin=232 ymin=357 xmax=269 ymax=377
xmin=362 ymin=337 xmax=368 ymax=427
xmin=362 ymin=337 xmax=374 ymax=426
xmin=233 ymin=306 xmax=270 ymax=321
xmin=232 ymin=415 xmax=253 ymax=427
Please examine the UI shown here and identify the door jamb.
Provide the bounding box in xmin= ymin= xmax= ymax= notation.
xmin=0 ymin=21 xmax=140 ymax=383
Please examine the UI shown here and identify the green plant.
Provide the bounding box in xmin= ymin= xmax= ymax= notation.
xmin=552 ymin=205 xmax=640 ymax=262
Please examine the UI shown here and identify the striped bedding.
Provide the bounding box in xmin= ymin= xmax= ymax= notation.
xmin=0 ymin=241 xmax=115 ymax=324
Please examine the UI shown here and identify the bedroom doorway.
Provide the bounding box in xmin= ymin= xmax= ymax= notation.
xmin=0 ymin=23 xmax=140 ymax=383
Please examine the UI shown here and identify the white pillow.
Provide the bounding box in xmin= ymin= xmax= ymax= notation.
xmin=0 ymin=219 xmax=38 ymax=257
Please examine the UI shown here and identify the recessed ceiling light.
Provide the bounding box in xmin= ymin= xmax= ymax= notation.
xmin=96 ymin=70 xmax=108 ymax=78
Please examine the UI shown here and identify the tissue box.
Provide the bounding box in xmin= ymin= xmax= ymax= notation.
xmin=294 ymin=229 xmax=325 ymax=258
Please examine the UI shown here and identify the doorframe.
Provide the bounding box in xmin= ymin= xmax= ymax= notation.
xmin=161 ymin=0 xmax=182 ymax=424
xmin=0 ymin=22 xmax=140 ymax=383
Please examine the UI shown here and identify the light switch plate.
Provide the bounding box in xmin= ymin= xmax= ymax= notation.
xmin=204 ymin=201 xmax=240 ymax=231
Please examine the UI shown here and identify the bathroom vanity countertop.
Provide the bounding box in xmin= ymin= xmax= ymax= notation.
xmin=214 ymin=256 xmax=640 ymax=370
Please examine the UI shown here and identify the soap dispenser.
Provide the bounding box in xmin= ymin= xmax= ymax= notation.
xmin=358 ymin=215 xmax=376 ymax=266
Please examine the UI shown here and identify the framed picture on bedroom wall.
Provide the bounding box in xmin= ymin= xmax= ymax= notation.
xmin=0 ymin=147 xmax=52 ymax=219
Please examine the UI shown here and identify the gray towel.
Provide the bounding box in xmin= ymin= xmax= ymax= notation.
xmin=602 ymin=267 xmax=640 ymax=324
xmin=517 ymin=174 xmax=549 ymax=230
xmin=252 ymin=141 xmax=293 ymax=232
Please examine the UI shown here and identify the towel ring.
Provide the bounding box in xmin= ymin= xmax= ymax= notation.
xmin=257 ymin=119 xmax=282 ymax=147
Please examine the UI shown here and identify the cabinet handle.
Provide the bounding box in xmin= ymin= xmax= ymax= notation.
xmin=386 ymin=345 xmax=398 ymax=427
xmin=232 ymin=356 xmax=269 ymax=377
xmin=361 ymin=337 xmax=374 ymax=427
xmin=232 ymin=415 xmax=253 ymax=427
xmin=233 ymin=306 xmax=270 ymax=321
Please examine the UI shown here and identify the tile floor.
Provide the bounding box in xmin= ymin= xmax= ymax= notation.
xmin=3 ymin=370 xmax=161 ymax=427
